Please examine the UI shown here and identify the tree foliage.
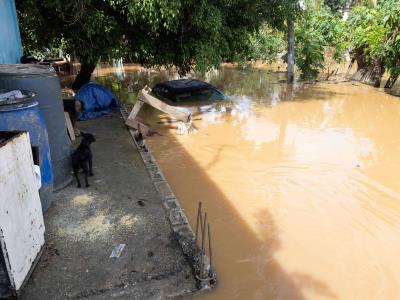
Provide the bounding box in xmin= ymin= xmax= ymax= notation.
xmin=347 ymin=5 xmax=387 ymax=61
xmin=324 ymin=0 xmax=350 ymax=13
xmin=21 ymin=0 xmax=400 ymax=86
xmin=347 ymin=0 xmax=400 ymax=77
xmin=377 ymin=0 xmax=400 ymax=77
xmin=243 ymin=24 xmax=285 ymax=63
xmin=294 ymin=4 xmax=347 ymax=79
xmin=16 ymin=0 xmax=291 ymax=74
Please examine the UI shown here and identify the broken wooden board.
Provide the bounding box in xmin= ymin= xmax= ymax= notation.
xmin=125 ymin=118 xmax=151 ymax=136
xmin=125 ymin=87 xmax=192 ymax=133
xmin=137 ymin=88 xmax=191 ymax=123
xmin=126 ymin=99 xmax=145 ymax=127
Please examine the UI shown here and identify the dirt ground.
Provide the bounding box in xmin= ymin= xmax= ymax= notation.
xmin=21 ymin=112 xmax=196 ymax=299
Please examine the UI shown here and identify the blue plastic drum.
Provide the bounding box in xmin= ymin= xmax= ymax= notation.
xmin=0 ymin=64 xmax=72 ymax=190
xmin=0 ymin=90 xmax=53 ymax=211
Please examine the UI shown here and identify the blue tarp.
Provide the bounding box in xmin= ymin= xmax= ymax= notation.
xmin=74 ymin=82 xmax=120 ymax=120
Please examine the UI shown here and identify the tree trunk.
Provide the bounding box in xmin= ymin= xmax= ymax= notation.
xmin=384 ymin=74 xmax=399 ymax=89
xmin=72 ymin=62 xmax=97 ymax=91
xmin=351 ymin=49 xmax=384 ymax=87
xmin=287 ymin=13 xmax=295 ymax=84
xmin=345 ymin=58 xmax=355 ymax=78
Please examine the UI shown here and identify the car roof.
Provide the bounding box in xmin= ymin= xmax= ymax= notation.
xmin=153 ymin=79 xmax=217 ymax=94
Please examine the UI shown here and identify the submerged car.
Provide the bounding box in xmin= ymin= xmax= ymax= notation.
xmin=151 ymin=79 xmax=225 ymax=105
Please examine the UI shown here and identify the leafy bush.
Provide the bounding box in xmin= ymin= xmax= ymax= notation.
xmin=347 ymin=6 xmax=388 ymax=62
xmin=295 ymin=6 xmax=347 ymax=79
xmin=247 ymin=24 xmax=285 ymax=63
xmin=379 ymin=0 xmax=400 ymax=77
xmin=347 ymin=0 xmax=400 ymax=77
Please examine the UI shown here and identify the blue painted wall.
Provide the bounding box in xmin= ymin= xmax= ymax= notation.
xmin=0 ymin=0 xmax=23 ymax=64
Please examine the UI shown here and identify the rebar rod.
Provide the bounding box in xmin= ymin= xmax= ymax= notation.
xmin=195 ymin=202 xmax=202 ymax=246
xmin=201 ymin=212 xmax=207 ymax=254
xmin=208 ymin=223 xmax=213 ymax=274
xmin=200 ymin=212 xmax=207 ymax=279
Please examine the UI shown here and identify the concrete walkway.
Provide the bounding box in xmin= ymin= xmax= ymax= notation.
xmin=21 ymin=112 xmax=196 ymax=299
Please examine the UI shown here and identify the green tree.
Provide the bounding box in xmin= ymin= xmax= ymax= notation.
xmin=295 ymin=4 xmax=347 ymax=79
xmin=260 ymin=0 xmax=303 ymax=82
xmin=17 ymin=0 xmax=290 ymax=89
xmin=379 ymin=0 xmax=400 ymax=87
xmin=243 ymin=24 xmax=285 ymax=64
xmin=324 ymin=0 xmax=350 ymax=13
xmin=347 ymin=0 xmax=399 ymax=87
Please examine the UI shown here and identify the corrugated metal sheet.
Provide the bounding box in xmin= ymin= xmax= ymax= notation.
xmin=0 ymin=0 xmax=22 ymax=64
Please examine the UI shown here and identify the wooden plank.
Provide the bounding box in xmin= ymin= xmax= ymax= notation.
xmin=125 ymin=87 xmax=192 ymax=135
xmin=138 ymin=89 xmax=191 ymax=122
xmin=126 ymin=118 xmax=152 ymax=136
xmin=126 ymin=99 xmax=144 ymax=126
xmin=64 ymin=112 xmax=76 ymax=141
xmin=125 ymin=118 xmax=140 ymax=130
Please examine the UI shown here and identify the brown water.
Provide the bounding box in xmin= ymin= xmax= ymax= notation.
xmin=97 ymin=66 xmax=400 ymax=299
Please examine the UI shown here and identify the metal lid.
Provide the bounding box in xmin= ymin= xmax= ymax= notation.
xmin=0 ymin=64 xmax=56 ymax=77
xmin=0 ymin=89 xmax=35 ymax=106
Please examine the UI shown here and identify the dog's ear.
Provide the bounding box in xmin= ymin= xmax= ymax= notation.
xmin=82 ymin=132 xmax=93 ymax=138
xmin=87 ymin=133 xmax=96 ymax=142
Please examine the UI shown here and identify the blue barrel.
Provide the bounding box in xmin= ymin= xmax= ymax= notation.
xmin=0 ymin=64 xmax=72 ymax=190
xmin=0 ymin=90 xmax=53 ymax=211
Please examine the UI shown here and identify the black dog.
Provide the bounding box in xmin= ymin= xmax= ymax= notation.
xmin=72 ymin=132 xmax=96 ymax=188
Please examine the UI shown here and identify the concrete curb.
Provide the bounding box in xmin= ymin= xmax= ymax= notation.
xmin=120 ymin=105 xmax=216 ymax=297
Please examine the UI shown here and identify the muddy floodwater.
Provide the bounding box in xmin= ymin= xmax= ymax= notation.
xmin=97 ymin=66 xmax=400 ymax=299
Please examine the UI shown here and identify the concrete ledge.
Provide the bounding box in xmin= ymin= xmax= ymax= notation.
xmin=120 ymin=105 xmax=217 ymax=294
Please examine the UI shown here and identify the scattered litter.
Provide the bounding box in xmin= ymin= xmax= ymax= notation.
xmin=0 ymin=90 xmax=24 ymax=101
xmin=110 ymin=244 xmax=126 ymax=258
xmin=0 ymin=89 xmax=34 ymax=105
